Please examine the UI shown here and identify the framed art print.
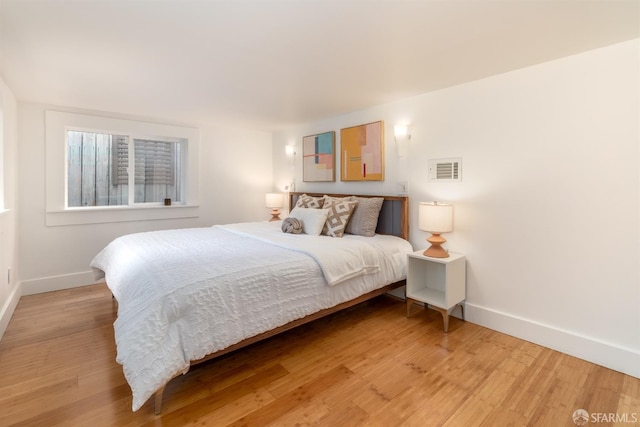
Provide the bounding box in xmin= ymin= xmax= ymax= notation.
xmin=340 ymin=121 xmax=384 ymax=181
xmin=303 ymin=131 xmax=335 ymax=182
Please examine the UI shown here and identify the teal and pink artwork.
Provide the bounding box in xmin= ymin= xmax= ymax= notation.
xmin=303 ymin=131 xmax=335 ymax=182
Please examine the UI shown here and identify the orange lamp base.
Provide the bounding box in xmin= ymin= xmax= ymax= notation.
xmin=423 ymin=233 xmax=449 ymax=258
xmin=269 ymin=209 xmax=281 ymax=222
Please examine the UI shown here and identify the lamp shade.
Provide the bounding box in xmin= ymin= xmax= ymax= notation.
xmin=394 ymin=125 xmax=409 ymax=140
xmin=265 ymin=193 xmax=284 ymax=208
xmin=418 ymin=202 xmax=453 ymax=233
xmin=285 ymin=145 xmax=295 ymax=156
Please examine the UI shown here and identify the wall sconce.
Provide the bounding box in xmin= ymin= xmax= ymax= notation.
xmin=285 ymin=145 xmax=296 ymax=156
xmin=265 ymin=193 xmax=284 ymax=221
xmin=394 ymin=125 xmax=411 ymax=157
xmin=418 ymin=201 xmax=453 ymax=258
xmin=285 ymin=144 xmax=296 ymax=192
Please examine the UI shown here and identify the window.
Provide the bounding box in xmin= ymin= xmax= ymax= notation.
xmin=66 ymin=131 xmax=185 ymax=207
xmin=46 ymin=111 xmax=199 ymax=226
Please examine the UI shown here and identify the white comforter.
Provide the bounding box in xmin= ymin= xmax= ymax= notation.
xmin=90 ymin=221 xmax=413 ymax=411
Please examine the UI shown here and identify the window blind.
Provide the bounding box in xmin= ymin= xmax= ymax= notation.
xmin=111 ymin=135 xmax=129 ymax=185
xmin=134 ymin=139 xmax=175 ymax=185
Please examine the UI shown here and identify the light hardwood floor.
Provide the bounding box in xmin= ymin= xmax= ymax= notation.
xmin=0 ymin=284 xmax=638 ymax=426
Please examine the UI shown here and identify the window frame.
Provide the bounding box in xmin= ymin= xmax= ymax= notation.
xmin=46 ymin=111 xmax=200 ymax=226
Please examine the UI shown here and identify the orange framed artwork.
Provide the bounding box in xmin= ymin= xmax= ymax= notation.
xmin=340 ymin=121 xmax=384 ymax=181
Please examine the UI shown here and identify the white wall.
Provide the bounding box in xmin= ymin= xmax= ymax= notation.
xmin=0 ymin=75 xmax=20 ymax=338
xmin=273 ymin=39 xmax=640 ymax=378
xmin=18 ymin=103 xmax=274 ymax=294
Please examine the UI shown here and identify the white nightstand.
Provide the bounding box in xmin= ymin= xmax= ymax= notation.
xmin=406 ymin=250 xmax=466 ymax=332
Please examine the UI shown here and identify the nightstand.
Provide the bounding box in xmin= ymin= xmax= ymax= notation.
xmin=406 ymin=250 xmax=466 ymax=332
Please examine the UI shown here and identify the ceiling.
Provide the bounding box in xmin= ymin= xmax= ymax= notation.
xmin=0 ymin=0 xmax=638 ymax=131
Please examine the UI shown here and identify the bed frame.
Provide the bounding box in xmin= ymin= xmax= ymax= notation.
xmin=152 ymin=192 xmax=409 ymax=415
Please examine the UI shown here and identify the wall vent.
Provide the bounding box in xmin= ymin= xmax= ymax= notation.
xmin=428 ymin=158 xmax=462 ymax=182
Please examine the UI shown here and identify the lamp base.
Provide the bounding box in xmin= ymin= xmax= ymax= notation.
xmin=423 ymin=233 xmax=449 ymax=258
xmin=269 ymin=209 xmax=281 ymax=222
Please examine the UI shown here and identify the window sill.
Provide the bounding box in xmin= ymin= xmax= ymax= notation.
xmin=46 ymin=205 xmax=200 ymax=226
xmin=0 ymin=209 xmax=11 ymax=218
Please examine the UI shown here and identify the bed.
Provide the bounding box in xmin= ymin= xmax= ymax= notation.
xmin=90 ymin=192 xmax=411 ymax=414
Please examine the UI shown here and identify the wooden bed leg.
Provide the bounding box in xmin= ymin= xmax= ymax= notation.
xmin=154 ymin=385 xmax=166 ymax=415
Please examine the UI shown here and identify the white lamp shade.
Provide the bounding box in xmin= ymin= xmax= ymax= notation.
xmin=418 ymin=202 xmax=453 ymax=233
xmin=394 ymin=125 xmax=409 ymax=139
xmin=265 ymin=193 xmax=284 ymax=208
xmin=285 ymin=145 xmax=295 ymax=156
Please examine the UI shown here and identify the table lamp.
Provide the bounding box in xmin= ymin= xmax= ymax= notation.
xmin=418 ymin=201 xmax=453 ymax=258
xmin=265 ymin=193 xmax=284 ymax=221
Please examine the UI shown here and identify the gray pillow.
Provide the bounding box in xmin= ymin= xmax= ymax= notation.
xmin=345 ymin=196 xmax=384 ymax=237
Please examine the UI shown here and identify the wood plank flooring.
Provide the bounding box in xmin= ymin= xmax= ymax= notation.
xmin=0 ymin=284 xmax=638 ymax=426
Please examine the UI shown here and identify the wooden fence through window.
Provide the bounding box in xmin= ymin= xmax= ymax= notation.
xmin=67 ymin=131 xmax=179 ymax=207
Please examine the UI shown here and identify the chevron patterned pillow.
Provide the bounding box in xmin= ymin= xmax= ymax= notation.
xmin=295 ymin=194 xmax=325 ymax=209
xmin=321 ymin=199 xmax=358 ymax=237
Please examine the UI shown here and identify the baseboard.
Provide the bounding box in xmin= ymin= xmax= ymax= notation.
xmin=465 ymin=302 xmax=640 ymax=379
xmin=0 ymin=283 xmax=22 ymax=340
xmin=21 ymin=270 xmax=99 ymax=295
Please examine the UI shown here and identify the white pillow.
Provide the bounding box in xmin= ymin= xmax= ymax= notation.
xmin=289 ymin=207 xmax=330 ymax=235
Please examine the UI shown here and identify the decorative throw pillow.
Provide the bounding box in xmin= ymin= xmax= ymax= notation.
xmin=295 ymin=194 xmax=325 ymax=209
xmin=322 ymin=194 xmax=351 ymax=205
xmin=289 ymin=207 xmax=330 ymax=235
xmin=281 ymin=217 xmax=303 ymax=234
xmin=346 ymin=196 xmax=384 ymax=237
xmin=321 ymin=200 xmax=358 ymax=237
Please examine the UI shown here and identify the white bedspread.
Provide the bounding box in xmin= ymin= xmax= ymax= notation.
xmin=90 ymin=221 xmax=412 ymax=411
xmin=219 ymin=222 xmax=383 ymax=286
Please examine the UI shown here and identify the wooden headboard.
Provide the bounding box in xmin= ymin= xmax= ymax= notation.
xmin=289 ymin=192 xmax=409 ymax=240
